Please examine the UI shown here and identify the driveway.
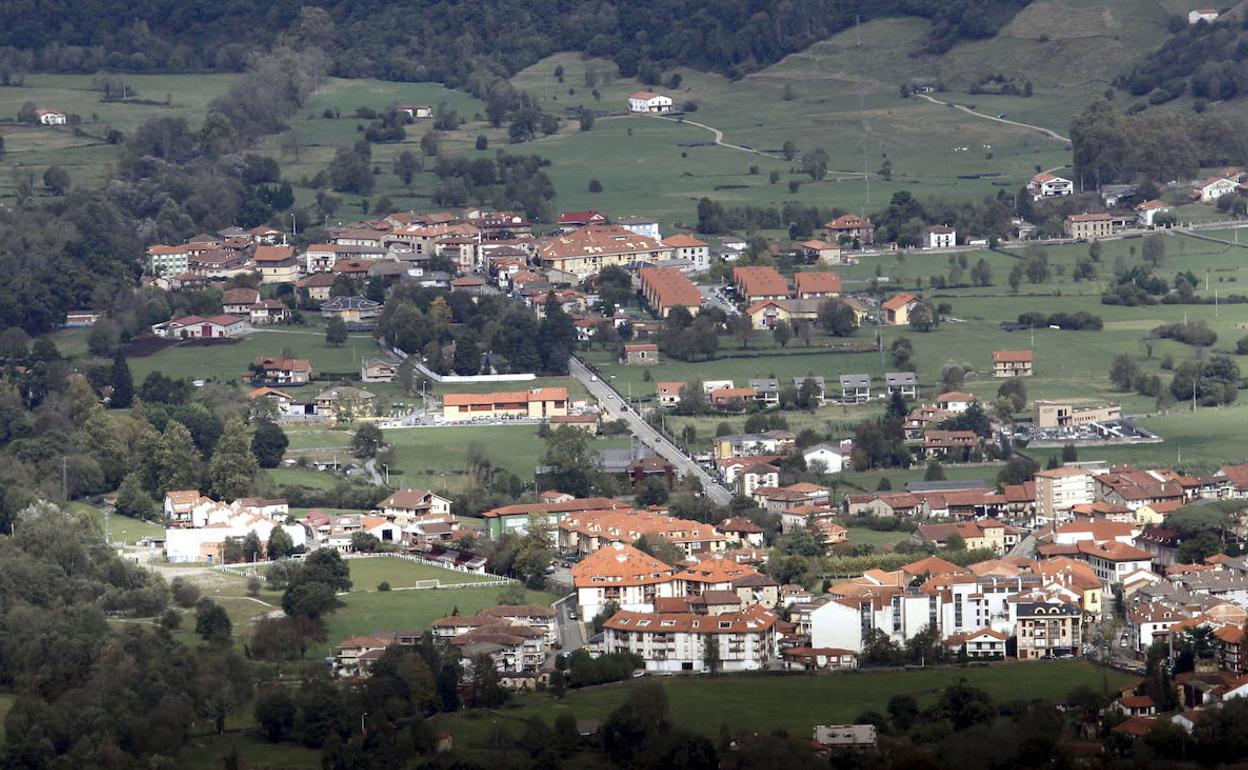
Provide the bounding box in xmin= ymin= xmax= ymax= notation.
xmin=568 ymin=357 xmax=733 ymax=505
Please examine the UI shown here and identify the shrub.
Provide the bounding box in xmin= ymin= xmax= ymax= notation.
xmin=378 ymin=581 xmax=392 ymax=592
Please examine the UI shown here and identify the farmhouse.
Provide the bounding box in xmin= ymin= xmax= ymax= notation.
xmin=1136 ymin=199 xmax=1174 ymax=227
xmin=1027 ymin=172 xmax=1073 ymax=200
xmin=253 ymin=356 xmax=311 ymax=385
xmin=538 ymin=225 xmax=671 ymax=278
xmin=639 ymin=266 xmax=702 ymax=317
xmin=441 ymin=387 xmax=568 ymax=422
xmin=396 ymin=103 xmax=433 ymax=119
xmin=622 ymin=343 xmax=659 ymax=365
xmin=655 ymin=381 xmax=685 ymax=407
xmin=926 ymin=225 xmax=956 ymax=249
xmin=152 ymin=314 xmax=251 ymax=339
xmin=744 ymin=298 xmax=821 ymax=330
xmin=1195 ymin=174 xmax=1238 ymax=202
xmin=1064 ymin=213 xmax=1113 ymax=239
xmin=882 ymin=293 xmax=921 ymax=325
xmin=35 ymin=108 xmax=67 ymax=125
xmin=823 ymin=214 xmax=875 ymax=245
xmin=1190 ymin=8 xmax=1220 ymax=23
xmin=992 ymin=350 xmax=1033 ymax=377
xmin=627 ymin=91 xmax=674 ymax=113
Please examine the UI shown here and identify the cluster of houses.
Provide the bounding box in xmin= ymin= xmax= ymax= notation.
xmin=161 ymin=487 xmax=465 ymax=564
xmin=248 ymin=383 xmax=379 ymax=425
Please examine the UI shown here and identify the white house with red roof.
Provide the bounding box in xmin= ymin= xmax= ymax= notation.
xmin=151 ymin=314 xmax=251 ymax=339
xmin=627 ymin=91 xmax=673 ymax=113
xmin=1135 ymin=199 xmax=1174 ymax=227
xmin=1027 ymin=172 xmax=1073 ymax=200
xmin=35 ymin=108 xmax=67 ymax=125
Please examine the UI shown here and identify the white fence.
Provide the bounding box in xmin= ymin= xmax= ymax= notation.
xmin=384 ymin=342 xmax=536 ymax=384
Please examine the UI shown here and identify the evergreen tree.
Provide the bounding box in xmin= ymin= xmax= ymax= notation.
xmin=251 ymin=421 xmax=289 ymax=468
xmin=267 ymin=526 xmax=295 ymax=559
xmin=110 ymin=351 xmax=134 ymax=408
xmin=115 ymin=471 xmax=157 ymax=521
xmin=153 ymin=420 xmax=203 ymax=494
xmin=208 ymin=418 xmax=259 ymax=499
xmin=538 ymin=292 xmax=577 ymax=374
xmin=325 ymin=316 xmax=348 ymax=346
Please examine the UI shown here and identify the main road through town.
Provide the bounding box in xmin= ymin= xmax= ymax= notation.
xmin=568 ymin=356 xmax=733 ymax=505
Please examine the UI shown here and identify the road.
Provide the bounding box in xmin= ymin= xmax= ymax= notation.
xmin=915 ymin=93 xmax=1070 ymax=143
xmin=649 ymin=114 xmax=779 ymax=158
xmin=567 ymin=357 xmax=734 ymax=505
xmin=698 ymin=283 xmax=739 ymax=316
xmin=1008 ymin=531 xmax=1037 ymax=558
xmin=553 ymin=593 xmax=585 ymax=656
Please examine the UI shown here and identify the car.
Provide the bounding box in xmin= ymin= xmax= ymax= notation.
xmin=590 ymin=375 xmax=597 ymax=382
xmin=567 ymin=610 xmax=578 ymax=620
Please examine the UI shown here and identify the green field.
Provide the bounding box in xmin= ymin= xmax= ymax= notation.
xmin=342 ymin=556 xmax=488 ymax=590
xmin=434 ymin=661 xmax=1133 ymax=742
xmin=847 ymin=526 xmax=918 ymax=549
xmin=382 ymin=424 xmax=630 ymax=494
xmin=181 ymin=733 xmax=319 ymax=770
xmin=71 ymin=502 xmax=164 ymax=544
xmin=126 ymin=327 xmax=383 ymax=384
xmin=313 ymin=586 xmax=559 ymax=658
xmin=0 ymin=692 xmax=12 ymax=750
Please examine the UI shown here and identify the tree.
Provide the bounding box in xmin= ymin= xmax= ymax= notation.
xmin=772 ymin=320 xmax=793 ymax=348
xmin=703 ymin=636 xmax=721 ymax=675
xmin=242 ymin=530 xmax=263 ymax=562
xmin=392 ymin=150 xmax=421 ymax=185
xmin=267 ymin=526 xmax=295 ymax=560
xmin=888 ymin=694 xmax=920 ymax=732
xmin=208 ymin=418 xmax=259 ymax=499
xmin=110 ymin=351 xmax=134 ymax=409
xmin=803 ymin=147 xmax=830 ymax=181
xmin=115 ymin=472 xmax=157 ymax=521
xmin=281 ymin=581 xmax=340 ymax=620
xmin=908 ymin=302 xmax=935 ymax=332
xmin=496 ymin=583 xmax=527 ymax=605
xmin=171 ymin=576 xmax=202 ymax=608
xmin=255 ymin=688 xmax=296 ymax=742
xmin=251 ymin=421 xmax=289 ymax=468
xmin=325 ymin=316 xmax=348 ymax=346
xmin=327 ymin=146 xmax=374 ymax=194
xmin=153 ymin=420 xmax=203 ymax=494
xmin=195 ymin=598 xmax=233 ymax=644
xmin=817 ymin=299 xmax=857 ymax=337
xmin=1109 ymin=354 xmax=1139 ymax=391
xmin=1143 ymin=234 xmax=1165 ymax=267
xmin=634 ymin=476 xmax=670 ymax=506
xmin=42 ymin=165 xmax=70 ymax=195
xmin=351 ymin=423 xmax=384 ymax=458
xmin=924 ymin=459 xmax=946 ymax=481
xmin=970 ymin=258 xmax=992 ymax=287
xmin=468 ymin=653 xmax=509 ymax=707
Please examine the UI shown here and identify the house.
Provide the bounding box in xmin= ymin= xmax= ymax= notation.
xmin=572 ymin=541 xmax=676 ymax=618
xmin=152 ymin=314 xmax=251 ymax=340
xmin=1195 ymin=174 xmax=1238 ymax=202
xmin=222 ymin=288 xmax=261 ymax=315
xmin=1064 ymin=213 xmax=1113 ymax=239
xmin=396 ymin=104 xmax=433 ymax=119
xmin=320 ymin=295 xmax=382 ymax=327
xmin=639 ymin=267 xmax=702 ymax=317
xmin=823 ymin=214 xmax=875 ymax=245
xmin=604 ymin=605 xmax=779 ymax=672
xmin=926 ymin=225 xmax=956 ymax=249
xmin=253 ymin=245 xmax=299 ymax=284
xmin=992 ymin=350 xmax=1033 ymax=378
xmin=793 ymin=376 xmax=826 ymax=404
xmin=935 ymin=391 xmax=979 ymax=413
xmin=442 ymin=388 xmax=568 ymax=421
xmin=783 ymin=648 xmax=858 ymax=671
xmin=882 ymin=293 xmax=921 ymax=325
xmin=1027 ymin=173 xmax=1073 ymax=200
xmin=922 ymin=430 xmax=979 ymax=460
xmin=253 ymin=356 xmax=312 ymax=386
xmin=885 ymin=372 xmax=918 ymax=398
xmin=738 ymin=463 xmax=780 ymax=496
xmin=335 ymin=636 xmax=395 ymax=677
xmin=556 ymin=211 xmax=608 ymax=232
xmin=249 ymin=299 xmax=290 ymax=325
xmin=656 ymin=382 xmax=685 ymax=407
xmin=297 ymin=273 xmax=336 ymax=302
xmin=839 ymin=374 xmax=871 ymax=403
xmin=539 ymin=225 xmax=671 ymax=278
xmin=744 ymin=298 xmax=822 ymax=330
xmin=1014 ymin=601 xmax=1082 ymax=660
xmin=813 ymin=724 xmax=877 ymax=749
xmin=748 ymin=378 xmax=781 ymax=405
xmin=732 ymin=266 xmax=790 ymax=302
xmin=945 ymin=628 xmax=1008 ymax=658
xmin=35 ymin=108 xmax=67 ymax=125
xmin=661 ymin=234 xmax=710 ymax=270
xmin=717 ymin=517 xmax=765 ymax=548
xmin=314 ymin=386 xmax=376 ymax=422
xmin=616 ymin=216 xmax=661 ymax=239
xmin=793 ymin=271 xmax=842 ymax=299
xmin=845 ymin=492 xmax=927 ymax=518
xmin=622 ymin=343 xmax=659 ymax=365
xmin=1190 ymin=8 xmax=1220 ymax=23
xmin=378 ymin=489 xmax=452 ymax=522
xmin=627 ymin=91 xmax=674 ymax=113
xmin=1136 ymin=199 xmax=1174 ymax=227
xmin=803 ymin=442 xmax=848 ymax=474
xmin=360 ymin=358 xmax=398 ymax=383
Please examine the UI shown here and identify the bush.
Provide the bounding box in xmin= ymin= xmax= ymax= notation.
xmin=246 ymin=576 xmax=262 ymax=597
xmin=588 ymin=179 xmax=603 ymax=193
xmin=1237 ymin=336 xmax=1248 ymax=355
xmin=378 ymin=581 xmax=391 ymax=592
xmin=1153 ymin=321 xmax=1217 ymax=347
xmin=170 ymin=576 xmax=201 ymax=609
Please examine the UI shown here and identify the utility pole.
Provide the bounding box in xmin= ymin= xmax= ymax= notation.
xmin=61 ymin=456 xmax=67 ymax=501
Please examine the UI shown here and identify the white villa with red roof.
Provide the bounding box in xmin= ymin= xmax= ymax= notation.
xmin=1027 ymin=172 xmax=1073 ymax=200
xmin=628 ymin=91 xmax=673 ymax=113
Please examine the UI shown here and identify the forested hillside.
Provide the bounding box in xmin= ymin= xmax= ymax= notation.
xmin=0 ymin=0 xmax=1030 ymax=88
xmin=1120 ymin=13 xmax=1248 ymax=106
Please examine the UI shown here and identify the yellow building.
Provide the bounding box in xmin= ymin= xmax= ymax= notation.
xmin=442 ymin=388 xmax=569 ymax=421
